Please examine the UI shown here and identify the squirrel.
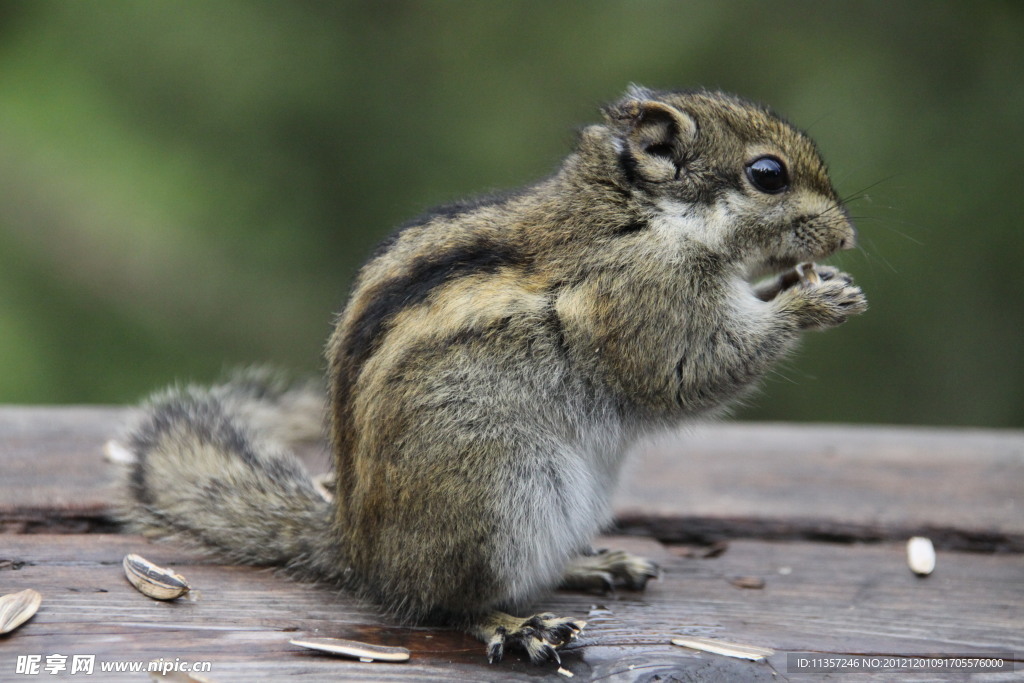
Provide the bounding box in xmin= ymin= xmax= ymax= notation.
xmin=119 ymin=86 xmax=867 ymax=665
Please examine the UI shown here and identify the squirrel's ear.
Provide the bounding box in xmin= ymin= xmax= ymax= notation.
xmin=603 ymin=92 xmax=696 ymax=180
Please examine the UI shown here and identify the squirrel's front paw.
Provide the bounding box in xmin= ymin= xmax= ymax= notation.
xmin=778 ymin=269 xmax=867 ymax=330
xmin=472 ymin=611 xmax=585 ymax=665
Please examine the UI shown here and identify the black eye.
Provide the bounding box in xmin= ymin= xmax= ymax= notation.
xmin=745 ymin=156 xmax=789 ymax=194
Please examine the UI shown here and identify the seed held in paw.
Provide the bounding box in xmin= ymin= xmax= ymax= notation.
xmin=796 ymin=262 xmax=820 ymax=285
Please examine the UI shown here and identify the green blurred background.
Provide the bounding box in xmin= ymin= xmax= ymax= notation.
xmin=0 ymin=1 xmax=1021 ymax=427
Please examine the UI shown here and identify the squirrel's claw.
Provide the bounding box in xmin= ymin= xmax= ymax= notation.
xmin=477 ymin=612 xmax=585 ymax=665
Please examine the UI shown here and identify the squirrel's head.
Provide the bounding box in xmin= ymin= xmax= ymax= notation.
xmin=577 ymin=86 xmax=855 ymax=279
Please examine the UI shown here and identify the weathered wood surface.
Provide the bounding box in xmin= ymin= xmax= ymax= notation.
xmin=1 ymin=407 xmax=1023 ymax=680
xmin=3 ymin=407 xmax=1023 ymax=550
xmin=616 ymin=423 xmax=1024 ymax=552
xmin=1 ymin=534 xmax=1021 ymax=681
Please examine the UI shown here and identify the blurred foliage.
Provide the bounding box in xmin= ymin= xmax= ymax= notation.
xmin=0 ymin=0 xmax=1021 ymax=427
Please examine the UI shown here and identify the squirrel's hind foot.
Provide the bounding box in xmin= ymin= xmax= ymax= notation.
xmin=471 ymin=611 xmax=585 ymax=665
xmin=560 ymin=548 xmax=660 ymax=593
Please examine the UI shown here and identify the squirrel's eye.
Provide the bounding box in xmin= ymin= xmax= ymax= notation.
xmin=745 ymin=156 xmax=789 ymax=194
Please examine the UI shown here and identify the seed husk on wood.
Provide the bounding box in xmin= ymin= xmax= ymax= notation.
xmin=0 ymin=588 xmax=42 ymax=634
xmin=148 ymin=665 xmax=216 ymax=682
xmin=290 ymin=637 xmax=411 ymax=663
xmin=123 ymin=554 xmax=191 ymax=600
xmin=103 ymin=439 xmax=137 ymax=465
xmin=907 ymin=536 xmax=936 ymax=576
xmin=728 ymin=575 xmax=766 ymax=589
xmin=671 ymin=636 xmax=775 ymax=661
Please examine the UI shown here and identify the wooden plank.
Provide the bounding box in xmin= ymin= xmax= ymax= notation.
xmin=0 ymin=407 xmax=122 ymax=532
xmin=1 ymin=534 xmax=1020 ymax=681
xmin=614 ymin=423 xmax=1024 ymax=551
xmin=2 ymin=408 xmax=1022 ymax=550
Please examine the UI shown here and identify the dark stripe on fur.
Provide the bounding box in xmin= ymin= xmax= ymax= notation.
xmin=343 ymin=238 xmax=529 ymax=379
xmin=330 ymin=236 xmax=530 ymax=501
xmin=617 ymin=147 xmax=640 ymax=186
xmin=612 ymin=220 xmax=647 ymax=235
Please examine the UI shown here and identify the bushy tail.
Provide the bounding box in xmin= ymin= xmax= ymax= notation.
xmin=117 ymin=369 xmax=343 ymax=584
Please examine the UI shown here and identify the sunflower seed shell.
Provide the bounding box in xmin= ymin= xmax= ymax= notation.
xmin=103 ymin=439 xmax=138 ymax=464
xmin=671 ymin=636 xmax=775 ymax=661
xmin=123 ymin=554 xmax=191 ymax=600
xmin=290 ymin=637 xmax=410 ymax=662
xmin=907 ymin=536 xmax=936 ymax=576
xmin=0 ymin=589 xmax=42 ymax=634
xmin=796 ymin=262 xmax=821 ymax=285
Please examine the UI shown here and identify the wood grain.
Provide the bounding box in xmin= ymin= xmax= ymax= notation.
xmin=2 ymin=408 xmax=1022 ymax=550
xmin=2 ymin=408 xmax=1022 ymax=680
xmin=614 ymin=423 xmax=1024 ymax=551
xmin=1 ymin=534 xmax=1020 ymax=681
